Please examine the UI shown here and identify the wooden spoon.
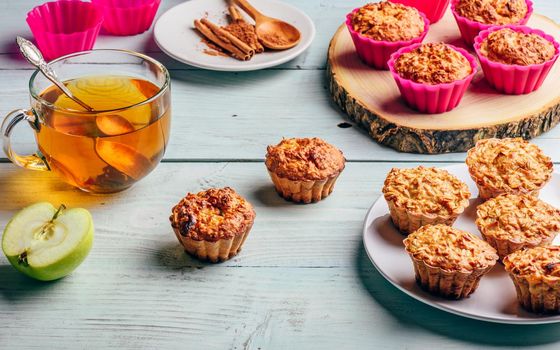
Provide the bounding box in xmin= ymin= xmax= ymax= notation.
xmin=233 ymin=0 xmax=301 ymax=50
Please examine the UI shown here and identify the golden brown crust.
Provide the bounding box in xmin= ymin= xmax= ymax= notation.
xmin=476 ymin=194 xmax=560 ymax=243
xmin=404 ymin=224 xmax=498 ymax=272
xmin=394 ymin=43 xmax=472 ymax=84
xmin=480 ymin=28 xmax=555 ymax=66
xmin=504 ymin=246 xmax=560 ymax=281
xmin=504 ymin=246 xmax=560 ymax=313
xmin=455 ymin=0 xmax=528 ymax=25
xmin=351 ymin=1 xmax=424 ymax=42
xmin=265 ymin=138 xmax=345 ymax=181
xmin=170 ymin=187 xmax=256 ymax=242
xmin=466 ymin=138 xmax=553 ymax=199
xmin=383 ymin=166 xmax=471 ymax=217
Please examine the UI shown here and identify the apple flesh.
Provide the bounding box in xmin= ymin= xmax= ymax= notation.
xmin=2 ymin=202 xmax=94 ymax=281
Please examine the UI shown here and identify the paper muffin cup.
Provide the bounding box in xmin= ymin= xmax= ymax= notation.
xmin=267 ymin=170 xmax=341 ymax=204
xmin=345 ymin=8 xmax=429 ymax=70
xmin=92 ymin=0 xmax=161 ymax=36
xmin=481 ymin=233 xmax=555 ymax=261
xmin=409 ymin=255 xmax=494 ymax=299
xmin=387 ymin=200 xmax=466 ymax=234
xmin=26 ymin=0 xmax=104 ymax=61
xmin=387 ymin=43 xmax=477 ymax=114
xmin=473 ymin=25 xmax=560 ymax=95
xmin=173 ymin=222 xmax=253 ymax=263
xmin=389 ymin=0 xmax=450 ymax=24
xmin=451 ymin=0 xmax=533 ymax=46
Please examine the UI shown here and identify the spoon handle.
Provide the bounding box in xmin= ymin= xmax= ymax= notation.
xmin=233 ymin=0 xmax=264 ymax=21
xmin=16 ymin=36 xmax=94 ymax=112
xmin=42 ymin=67 xmax=94 ymax=112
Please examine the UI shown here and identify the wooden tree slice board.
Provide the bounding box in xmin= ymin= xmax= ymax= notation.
xmin=328 ymin=11 xmax=560 ymax=154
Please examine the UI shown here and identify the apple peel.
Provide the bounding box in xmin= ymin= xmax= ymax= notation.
xmin=2 ymin=202 xmax=94 ymax=281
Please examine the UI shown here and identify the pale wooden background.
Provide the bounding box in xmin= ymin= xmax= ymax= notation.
xmin=1 ymin=0 xmax=560 ymax=349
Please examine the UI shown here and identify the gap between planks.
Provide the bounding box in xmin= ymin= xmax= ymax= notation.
xmin=0 ymin=158 xmax=467 ymax=164
xmin=4 ymin=158 xmax=560 ymax=164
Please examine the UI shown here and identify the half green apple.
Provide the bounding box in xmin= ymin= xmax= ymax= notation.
xmin=2 ymin=202 xmax=94 ymax=281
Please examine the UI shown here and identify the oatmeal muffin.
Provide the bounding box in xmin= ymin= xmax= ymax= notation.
xmin=346 ymin=1 xmax=429 ymax=69
xmin=504 ymin=246 xmax=560 ymax=313
xmin=393 ymin=42 xmax=473 ymax=84
xmin=476 ymin=194 xmax=560 ymax=259
xmin=170 ymin=187 xmax=256 ymax=262
xmin=351 ymin=1 xmax=425 ymax=42
xmin=454 ymin=0 xmax=529 ymax=25
xmin=404 ymin=224 xmax=498 ymax=299
xmin=451 ymin=0 xmax=532 ymax=46
xmin=479 ymin=28 xmax=555 ymax=65
xmin=466 ymin=138 xmax=553 ymax=200
xmin=265 ymin=138 xmax=345 ymax=203
xmin=382 ymin=166 xmax=471 ymax=234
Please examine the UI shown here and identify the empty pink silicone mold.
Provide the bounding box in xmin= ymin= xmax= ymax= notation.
xmin=389 ymin=0 xmax=450 ymax=24
xmin=92 ymin=0 xmax=161 ymax=36
xmin=26 ymin=0 xmax=104 ymax=60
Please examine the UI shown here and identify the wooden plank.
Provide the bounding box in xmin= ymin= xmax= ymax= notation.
xmin=4 ymin=68 xmax=560 ymax=162
xmin=2 ymin=162 xmax=560 ymax=348
xmin=0 ymin=161 xmax=382 ymax=268
xmin=0 ymin=0 xmax=339 ymax=70
xmin=1 ymin=1 xmax=560 ymax=163
xmin=0 ymin=0 xmax=558 ymax=70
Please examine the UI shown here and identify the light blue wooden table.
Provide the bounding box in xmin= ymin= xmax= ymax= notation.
xmin=2 ymin=1 xmax=560 ymax=348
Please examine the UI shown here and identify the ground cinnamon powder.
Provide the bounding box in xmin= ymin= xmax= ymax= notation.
xmin=260 ymin=32 xmax=290 ymax=46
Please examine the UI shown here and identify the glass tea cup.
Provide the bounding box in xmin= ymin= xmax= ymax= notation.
xmin=1 ymin=49 xmax=171 ymax=193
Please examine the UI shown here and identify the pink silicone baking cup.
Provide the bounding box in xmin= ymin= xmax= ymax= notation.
xmin=474 ymin=25 xmax=560 ymax=95
xmin=389 ymin=0 xmax=450 ymax=24
xmin=345 ymin=8 xmax=429 ymax=70
xmin=451 ymin=0 xmax=533 ymax=46
xmin=26 ymin=0 xmax=103 ymax=61
xmin=388 ymin=43 xmax=478 ymax=114
xmin=92 ymin=0 xmax=161 ymax=36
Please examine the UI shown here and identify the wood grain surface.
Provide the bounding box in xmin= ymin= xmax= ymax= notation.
xmin=328 ymin=12 xmax=560 ymax=153
xmin=3 ymin=162 xmax=560 ymax=349
xmin=1 ymin=0 xmax=559 ymax=162
xmin=1 ymin=0 xmax=560 ymax=349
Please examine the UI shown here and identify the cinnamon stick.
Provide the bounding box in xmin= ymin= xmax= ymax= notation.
xmin=194 ymin=19 xmax=252 ymax=61
xmin=228 ymin=5 xmax=242 ymax=22
xmin=200 ymin=18 xmax=255 ymax=57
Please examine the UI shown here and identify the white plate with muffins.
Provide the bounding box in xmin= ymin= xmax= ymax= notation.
xmin=363 ymin=138 xmax=560 ymax=324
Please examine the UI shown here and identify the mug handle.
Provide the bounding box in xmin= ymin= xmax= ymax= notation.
xmin=1 ymin=109 xmax=49 ymax=171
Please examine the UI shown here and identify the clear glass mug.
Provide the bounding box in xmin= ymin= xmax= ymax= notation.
xmin=1 ymin=50 xmax=171 ymax=193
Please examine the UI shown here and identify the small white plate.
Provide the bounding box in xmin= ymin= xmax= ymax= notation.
xmin=363 ymin=164 xmax=560 ymax=324
xmin=153 ymin=0 xmax=315 ymax=71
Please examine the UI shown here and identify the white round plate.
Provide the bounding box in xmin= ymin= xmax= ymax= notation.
xmin=363 ymin=164 xmax=560 ymax=324
xmin=154 ymin=0 xmax=315 ymax=71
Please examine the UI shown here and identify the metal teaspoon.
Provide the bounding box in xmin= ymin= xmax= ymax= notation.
xmin=16 ymin=36 xmax=94 ymax=112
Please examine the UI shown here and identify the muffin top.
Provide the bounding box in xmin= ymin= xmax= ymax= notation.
xmin=455 ymin=0 xmax=528 ymax=25
xmin=476 ymin=194 xmax=560 ymax=243
xmin=265 ymin=138 xmax=345 ymax=181
xmin=393 ymin=43 xmax=472 ymax=84
xmin=170 ymin=187 xmax=256 ymax=242
xmin=466 ymin=138 xmax=553 ymax=195
xmin=479 ymin=28 xmax=555 ymax=65
xmin=404 ymin=224 xmax=498 ymax=272
xmin=351 ymin=1 xmax=425 ymax=42
xmin=383 ymin=166 xmax=471 ymax=216
xmin=504 ymin=246 xmax=560 ymax=280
